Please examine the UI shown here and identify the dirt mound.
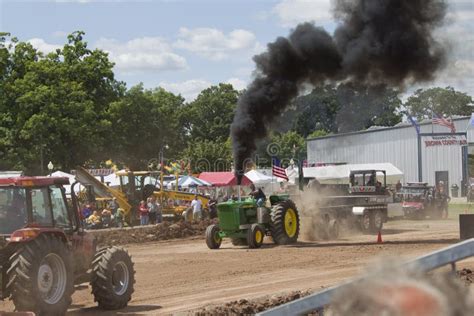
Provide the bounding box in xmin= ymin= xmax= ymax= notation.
xmin=196 ymin=290 xmax=320 ymax=315
xmin=458 ymin=268 xmax=474 ymax=285
xmin=91 ymin=219 xmax=217 ymax=246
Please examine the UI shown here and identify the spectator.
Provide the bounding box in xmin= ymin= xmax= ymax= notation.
xmin=395 ymin=180 xmax=402 ymax=192
xmin=139 ymin=200 xmax=149 ymax=225
xmin=191 ymin=195 xmax=202 ymax=221
xmin=436 ymin=181 xmax=451 ymax=219
xmin=155 ymin=198 xmax=163 ymax=224
xmin=115 ymin=207 xmax=125 ymax=228
xmin=108 ymin=197 xmax=119 ymax=216
xmin=101 ymin=208 xmax=112 ymax=228
xmin=87 ymin=211 xmax=102 ymax=229
xmin=147 ymin=197 xmax=158 ymax=224
xmin=81 ymin=204 xmax=92 ymax=226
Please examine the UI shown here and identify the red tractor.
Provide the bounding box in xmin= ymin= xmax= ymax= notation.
xmin=0 ymin=176 xmax=135 ymax=315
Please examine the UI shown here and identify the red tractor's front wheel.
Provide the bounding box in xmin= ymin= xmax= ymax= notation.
xmin=90 ymin=246 xmax=135 ymax=310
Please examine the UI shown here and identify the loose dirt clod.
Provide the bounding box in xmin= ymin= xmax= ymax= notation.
xmin=195 ymin=290 xmax=320 ymax=315
xmin=90 ymin=219 xmax=218 ymax=246
xmin=458 ymin=268 xmax=474 ymax=286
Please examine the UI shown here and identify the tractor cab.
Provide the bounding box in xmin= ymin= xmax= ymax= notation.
xmin=115 ymin=170 xmax=160 ymax=203
xmin=349 ymin=170 xmax=387 ymax=195
xmin=0 ymin=177 xmax=80 ymax=237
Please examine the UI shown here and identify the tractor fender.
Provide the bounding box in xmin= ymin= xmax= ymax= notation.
xmin=9 ymin=227 xmax=68 ymax=244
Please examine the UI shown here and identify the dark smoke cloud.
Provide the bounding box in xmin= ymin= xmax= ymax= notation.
xmin=231 ymin=0 xmax=447 ymax=180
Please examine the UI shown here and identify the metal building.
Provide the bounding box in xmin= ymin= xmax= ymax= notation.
xmin=306 ymin=116 xmax=473 ymax=195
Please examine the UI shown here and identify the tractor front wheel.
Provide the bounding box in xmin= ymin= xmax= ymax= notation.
xmin=90 ymin=246 xmax=135 ymax=310
xmin=270 ymin=200 xmax=300 ymax=245
xmin=6 ymin=234 xmax=74 ymax=315
xmin=205 ymin=224 xmax=222 ymax=249
xmin=247 ymin=224 xmax=265 ymax=249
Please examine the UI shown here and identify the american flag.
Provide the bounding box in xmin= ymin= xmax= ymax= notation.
xmin=432 ymin=113 xmax=456 ymax=133
xmin=272 ymin=157 xmax=288 ymax=181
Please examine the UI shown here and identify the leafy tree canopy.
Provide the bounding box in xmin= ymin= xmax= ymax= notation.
xmin=0 ymin=31 xmax=123 ymax=174
xmin=405 ymin=87 xmax=473 ymax=120
xmin=182 ymin=83 xmax=239 ymax=143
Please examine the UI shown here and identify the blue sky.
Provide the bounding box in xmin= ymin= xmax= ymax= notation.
xmin=1 ymin=0 xmax=473 ymax=101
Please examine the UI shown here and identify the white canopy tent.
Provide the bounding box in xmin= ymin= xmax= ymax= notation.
xmin=245 ymin=170 xmax=273 ymax=184
xmin=50 ymin=171 xmax=80 ymax=194
xmin=166 ymin=175 xmax=212 ymax=190
xmin=303 ymin=163 xmax=403 ymax=185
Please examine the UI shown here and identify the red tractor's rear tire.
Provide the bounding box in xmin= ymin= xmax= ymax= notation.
xmin=6 ymin=234 xmax=74 ymax=315
xmin=90 ymin=246 xmax=135 ymax=310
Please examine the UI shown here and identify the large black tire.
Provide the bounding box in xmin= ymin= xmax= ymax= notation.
xmin=247 ymin=224 xmax=265 ymax=249
xmin=205 ymin=225 xmax=222 ymax=249
xmin=90 ymin=246 xmax=135 ymax=310
xmin=230 ymin=238 xmax=248 ymax=246
xmin=6 ymin=234 xmax=74 ymax=315
xmin=370 ymin=210 xmax=384 ymax=233
xmin=360 ymin=212 xmax=371 ymax=234
xmin=270 ymin=200 xmax=300 ymax=245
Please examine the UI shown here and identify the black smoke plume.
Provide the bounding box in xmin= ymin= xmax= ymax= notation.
xmin=231 ymin=0 xmax=447 ymax=182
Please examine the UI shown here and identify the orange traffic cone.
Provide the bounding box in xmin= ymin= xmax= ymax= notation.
xmin=377 ymin=231 xmax=383 ymax=244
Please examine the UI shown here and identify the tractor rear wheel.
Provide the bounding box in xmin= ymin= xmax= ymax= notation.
xmin=370 ymin=210 xmax=384 ymax=233
xmin=270 ymin=200 xmax=300 ymax=245
xmin=90 ymin=246 xmax=135 ymax=310
xmin=247 ymin=224 xmax=265 ymax=249
xmin=205 ymin=224 xmax=222 ymax=249
xmin=6 ymin=234 xmax=74 ymax=315
xmin=230 ymin=238 xmax=248 ymax=246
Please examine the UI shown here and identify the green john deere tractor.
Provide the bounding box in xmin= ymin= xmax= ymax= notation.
xmin=205 ymin=195 xmax=300 ymax=249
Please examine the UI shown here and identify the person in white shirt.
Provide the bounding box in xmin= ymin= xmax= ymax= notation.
xmin=190 ymin=195 xmax=202 ymax=221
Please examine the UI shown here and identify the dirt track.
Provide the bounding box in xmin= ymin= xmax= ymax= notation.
xmin=0 ymin=218 xmax=470 ymax=315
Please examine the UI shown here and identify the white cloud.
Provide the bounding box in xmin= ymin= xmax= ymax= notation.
xmin=159 ymin=79 xmax=212 ymax=102
xmin=95 ymin=37 xmax=187 ymax=73
xmin=28 ymin=38 xmax=61 ymax=54
xmin=225 ymin=77 xmax=247 ymax=91
xmin=159 ymin=77 xmax=248 ymax=101
xmin=174 ymin=27 xmax=260 ymax=60
xmin=273 ymin=0 xmax=333 ymax=27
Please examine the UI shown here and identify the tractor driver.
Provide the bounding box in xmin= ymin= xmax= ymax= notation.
xmin=249 ymin=184 xmax=266 ymax=207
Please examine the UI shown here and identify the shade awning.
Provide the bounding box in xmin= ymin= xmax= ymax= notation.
xmin=245 ymin=170 xmax=273 ymax=184
xmin=199 ymin=172 xmax=252 ymax=187
xmin=303 ymin=163 xmax=403 ymax=185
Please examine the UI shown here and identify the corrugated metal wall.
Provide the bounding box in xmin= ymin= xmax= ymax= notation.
xmin=307 ymin=118 xmax=472 ymax=189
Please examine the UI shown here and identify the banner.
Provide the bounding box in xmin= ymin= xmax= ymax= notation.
xmin=424 ymin=135 xmax=467 ymax=147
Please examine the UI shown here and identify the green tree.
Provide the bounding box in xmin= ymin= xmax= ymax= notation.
xmin=269 ymin=131 xmax=306 ymax=161
xmin=405 ymin=87 xmax=473 ymax=120
xmin=108 ymin=84 xmax=185 ymax=169
xmin=182 ymin=83 xmax=239 ymax=142
xmin=181 ymin=139 xmax=232 ymax=172
xmin=0 ymin=31 xmax=122 ymax=174
xmin=291 ymin=85 xmax=340 ymax=137
xmin=307 ymin=129 xmax=329 ymax=139
xmin=273 ymin=84 xmax=402 ymax=136
xmin=335 ymin=83 xmax=402 ymax=133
